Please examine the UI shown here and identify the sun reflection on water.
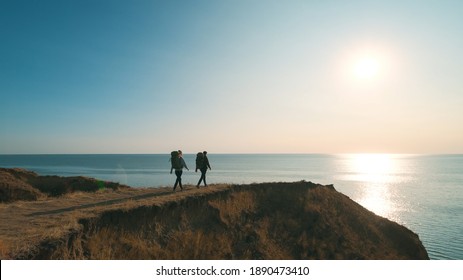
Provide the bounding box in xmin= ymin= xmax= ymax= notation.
xmin=351 ymin=154 xmax=394 ymax=182
xmin=344 ymin=154 xmax=401 ymax=220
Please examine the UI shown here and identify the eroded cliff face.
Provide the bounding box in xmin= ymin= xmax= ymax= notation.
xmin=31 ymin=182 xmax=429 ymax=260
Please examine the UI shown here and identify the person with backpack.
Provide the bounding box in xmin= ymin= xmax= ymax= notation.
xmin=170 ymin=150 xmax=189 ymax=191
xmin=195 ymin=151 xmax=211 ymax=188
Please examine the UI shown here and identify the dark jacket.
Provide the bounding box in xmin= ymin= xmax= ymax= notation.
xmin=200 ymin=156 xmax=211 ymax=170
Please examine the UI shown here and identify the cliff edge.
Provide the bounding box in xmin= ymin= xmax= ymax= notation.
xmin=0 ymin=168 xmax=429 ymax=259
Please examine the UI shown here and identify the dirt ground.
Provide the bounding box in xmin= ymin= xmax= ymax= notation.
xmin=0 ymin=184 xmax=228 ymax=258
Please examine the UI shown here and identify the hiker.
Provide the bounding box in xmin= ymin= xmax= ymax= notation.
xmin=170 ymin=150 xmax=189 ymax=191
xmin=196 ymin=151 xmax=212 ymax=187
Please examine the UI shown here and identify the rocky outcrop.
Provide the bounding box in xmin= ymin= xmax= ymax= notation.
xmin=9 ymin=181 xmax=428 ymax=260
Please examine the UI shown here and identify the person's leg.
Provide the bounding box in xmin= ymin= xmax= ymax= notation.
xmin=176 ymin=170 xmax=183 ymax=190
xmin=174 ymin=170 xmax=182 ymax=191
xmin=197 ymin=170 xmax=205 ymax=187
xmin=174 ymin=176 xmax=179 ymax=191
xmin=197 ymin=173 xmax=202 ymax=187
xmin=202 ymin=169 xmax=207 ymax=186
xmin=199 ymin=169 xmax=207 ymax=186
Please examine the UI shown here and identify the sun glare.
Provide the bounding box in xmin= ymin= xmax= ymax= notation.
xmin=351 ymin=153 xmax=394 ymax=182
xmin=339 ymin=45 xmax=396 ymax=86
xmin=353 ymin=56 xmax=380 ymax=80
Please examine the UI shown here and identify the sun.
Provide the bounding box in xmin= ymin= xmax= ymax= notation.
xmin=353 ymin=55 xmax=381 ymax=80
xmin=337 ymin=44 xmax=399 ymax=92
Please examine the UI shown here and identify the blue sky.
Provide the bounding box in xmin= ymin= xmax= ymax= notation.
xmin=1 ymin=0 xmax=462 ymax=154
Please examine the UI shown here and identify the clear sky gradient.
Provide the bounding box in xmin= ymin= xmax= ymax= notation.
xmin=1 ymin=0 xmax=462 ymax=154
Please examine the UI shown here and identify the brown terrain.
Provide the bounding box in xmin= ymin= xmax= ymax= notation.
xmin=0 ymin=168 xmax=429 ymax=260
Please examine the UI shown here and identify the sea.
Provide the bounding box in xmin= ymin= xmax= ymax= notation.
xmin=0 ymin=153 xmax=462 ymax=260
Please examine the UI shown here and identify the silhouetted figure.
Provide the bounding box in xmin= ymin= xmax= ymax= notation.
xmin=196 ymin=151 xmax=211 ymax=187
xmin=170 ymin=150 xmax=189 ymax=191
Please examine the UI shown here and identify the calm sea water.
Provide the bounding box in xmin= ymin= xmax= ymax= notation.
xmin=0 ymin=153 xmax=462 ymax=260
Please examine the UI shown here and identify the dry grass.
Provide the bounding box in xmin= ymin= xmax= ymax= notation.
xmin=84 ymin=227 xmax=234 ymax=260
xmin=208 ymin=191 xmax=255 ymax=225
xmin=86 ymin=228 xmax=161 ymax=259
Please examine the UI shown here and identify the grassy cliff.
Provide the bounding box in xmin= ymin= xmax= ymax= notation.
xmin=0 ymin=168 xmax=128 ymax=202
xmin=0 ymin=168 xmax=429 ymax=259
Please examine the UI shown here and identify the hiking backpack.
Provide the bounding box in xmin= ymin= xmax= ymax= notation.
xmin=170 ymin=151 xmax=181 ymax=169
xmin=195 ymin=152 xmax=204 ymax=170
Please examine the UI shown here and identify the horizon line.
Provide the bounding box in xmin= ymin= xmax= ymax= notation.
xmin=1 ymin=152 xmax=462 ymax=156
